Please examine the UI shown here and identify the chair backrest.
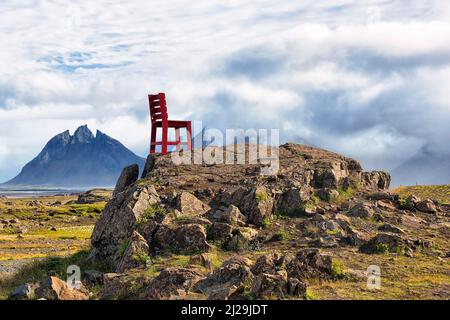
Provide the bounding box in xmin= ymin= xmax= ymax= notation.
xmin=148 ymin=93 xmax=168 ymax=124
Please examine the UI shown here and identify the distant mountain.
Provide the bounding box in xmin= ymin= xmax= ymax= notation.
xmin=2 ymin=125 xmax=145 ymax=188
xmin=391 ymin=146 xmax=450 ymax=187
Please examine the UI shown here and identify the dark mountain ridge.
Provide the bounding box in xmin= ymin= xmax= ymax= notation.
xmin=2 ymin=125 xmax=145 ymax=188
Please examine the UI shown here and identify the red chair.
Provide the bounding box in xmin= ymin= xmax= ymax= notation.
xmin=148 ymin=92 xmax=192 ymax=155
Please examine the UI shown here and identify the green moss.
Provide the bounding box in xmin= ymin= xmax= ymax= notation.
xmin=271 ymin=230 xmax=289 ymax=242
xmin=305 ymin=288 xmax=319 ymax=300
xmin=255 ymin=190 xmax=268 ymax=203
xmin=261 ymin=217 xmax=272 ymax=228
xmin=136 ymin=204 xmax=166 ymax=226
xmin=374 ymin=243 xmax=389 ymax=254
xmin=331 ymin=187 xmax=354 ymax=203
xmin=132 ymin=251 xmax=150 ymax=264
xmin=330 ymin=261 xmax=347 ymax=280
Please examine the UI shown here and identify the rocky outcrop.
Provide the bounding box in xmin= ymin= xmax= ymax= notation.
xmin=91 ymin=184 xmax=160 ymax=269
xmin=415 ymin=199 xmax=438 ymax=213
xmin=153 ymin=223 xmax=211 ymax=254
xmin=141 ymin=267 xmax=203 ymax=300
xmin=35 ymin=276 xmax=89 ymax=300
xmin=194 ymin=257 xmax=254 ymax=297
xmin=113 ymin=164 xmax=139 ymax=197
xmin=116 ymin=231 xmax=150 ymax=272
xmin=361 ymin=171 xmax=391 ymax=190
xmin=87 ymin=142 xmax=400 ymax=299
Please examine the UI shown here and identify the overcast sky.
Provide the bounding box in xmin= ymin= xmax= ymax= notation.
xmin=1 ymin=0 xmax=449 ymax=185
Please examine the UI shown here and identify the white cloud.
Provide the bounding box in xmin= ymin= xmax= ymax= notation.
xmin=0 ymin=0 xmax=449 ymax=184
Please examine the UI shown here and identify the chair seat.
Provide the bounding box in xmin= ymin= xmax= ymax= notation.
xmin=153 ymin=120 xmax=191 ymax=128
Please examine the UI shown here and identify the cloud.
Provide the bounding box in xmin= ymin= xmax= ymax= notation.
xmin=0 ymin=0 xmax=449 ymax=185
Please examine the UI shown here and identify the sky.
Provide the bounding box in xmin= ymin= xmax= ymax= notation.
xmin=1 ymin=0 xmax=450 ymax=186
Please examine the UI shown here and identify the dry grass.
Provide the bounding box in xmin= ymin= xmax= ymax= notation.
xmin=394 ymin=185 xmax=450 ymax=204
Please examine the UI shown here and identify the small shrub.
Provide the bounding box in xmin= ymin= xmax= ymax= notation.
xmin=132 ymin=251 xmax=150 ymax=264
xmin=331 ymin=261 xmax=347 ymax=280
xmin=305 ymin=288 xmax=319 ymax=300
xmin=270 ymin=230 xmax=289 ymax=242
xmin=374 ymin=243 xmax=389 ymax=254
xmin=261 ymin=217 xmax=272 ymax=228
xmin=137 ymin=204 xmax=166 ymax=225
xmin=255 ymin=191 xmax=268 ymax=203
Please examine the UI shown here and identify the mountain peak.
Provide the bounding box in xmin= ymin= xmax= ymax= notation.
xmin=72 ymin=125 xmax=94 ymax=144
xmin=3 ymin=125 xmax=145 ymax=187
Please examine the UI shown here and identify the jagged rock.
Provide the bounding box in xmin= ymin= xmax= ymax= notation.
xmin=379 ymin=223 xmax=405 ymax=234
xmin=116 ymin=231 xmax=150 ymax=272
xmin=9 ymin=283 xmax=38 ymax=300
xmin=251 ymin=272 xmax=288 ymax=299
xmin=83 ymin=270 xmax=104 ymax=286
xmin=213 ymin=205 xmax=247 ymax=226
xmin=141 ymin=154 xmax=156 ymax=179
xmin=207 ymin=285 xmax=240 ymax=300
xmin=343 ymin=228 xmax=371 ymax=246
xmin=334 ymin=213 xmax=352 ymax=231
xmin=154 ymin=223 xmax=211 ymax=254
xmin=348 ymin=202 xmax=375 ymax=218
xmin=189 ymin=253 xmax=215 ymax=270
xmin=367 ymin=191 xmax=398 ymax=202
xmin=113 ymin=164 xmax=139 ymax=197
xmin=416 ymin=199 xmax=438 ymax=213
xmin=251 ymin=253 xmax=284 ymax=275
xmin=91 ymin=185 xmax=160 ymax=268
xmin=35 ymin=276 xmax=89 ymax=300
xmin=239 ymin=187 xmax=274 ymax=226
xmin=76 ymin=189 xmax=112 ymax=204
xmin=100 ymin=273 xmax=146 ymax=300
xmin=208 ymin=222 xmax=233 ymax=241
xmin=141 ymin=267 xmax=202 ymax=300
xmin=361 ymin=233 xmax=410 ymax=254
xmin=277 ymin=187 xmax=313 ymax=213
xmin=287 ymin=277 xmax=307 ymax=298
xmin=194 ymin=257 xmax=254 ymax=295
xmin=313 ymin=163 xmax=352 ymax=189
xmin=405 ymin=195 xmax=420 ymax=210
xmin=286 ymin=249 xmax=333 ymax=280
xmin=316 ymin=188 xmax=340 ymax=201
xmin=376 ymin=200 xmax=397 ymax=211
xmin=361 ymin=171 xmax=391 ymax=190
xmin=174 ymin=192 xmax=210 ymax=216
xmin=225 ymin=227 xmax=258 ymax=251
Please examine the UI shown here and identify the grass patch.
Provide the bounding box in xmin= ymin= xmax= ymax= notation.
xmin=255 ymin=190 xmax=268 ymax=203
xmin=394 ymin=185 xmax=450 ymax=205
xmin=0 ymin=249 xmax=111 ymax=299
xmin=136 ymin=204 xmax=166 ymax=226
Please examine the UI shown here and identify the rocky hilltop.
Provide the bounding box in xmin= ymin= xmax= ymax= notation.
xmin=10 ymin=143 xmax=448 ymax=300
xmin=3 ymin=125 xmax=145 ymax=188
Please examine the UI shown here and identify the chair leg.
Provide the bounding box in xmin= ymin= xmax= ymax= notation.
xmin=175 ymin=128 xmax=181 ymax=151
xmin=186 ymin=122 xmax=192 ymax=151
xmin=161 ymin=125 xmax=168 ymax=155
xmin=150 ymin=125 xmax=157 ymax=154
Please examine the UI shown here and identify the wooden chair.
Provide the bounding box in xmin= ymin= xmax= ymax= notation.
xmin=148 ymin=92 xmax=192 ymax=155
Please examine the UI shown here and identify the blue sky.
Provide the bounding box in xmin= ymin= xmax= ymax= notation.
xmin=1 ymin=0 xmax=450 ymax=185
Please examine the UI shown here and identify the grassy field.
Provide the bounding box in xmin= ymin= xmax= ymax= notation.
xmin=0 ymin=194 xmax=109 ymax=298
xmin=394 ymin=185 xmax=450 ymax=204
